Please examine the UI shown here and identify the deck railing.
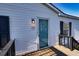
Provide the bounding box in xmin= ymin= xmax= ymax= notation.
xmin=72 ymin=37 xmax=79 ymax=50
xmin=59 ymin=34 xmax=73 ymax=50
xmin=59 ymin=34 xmax=79 ymax=51
xmin=0 ymin=39 xmax=15 ymax=56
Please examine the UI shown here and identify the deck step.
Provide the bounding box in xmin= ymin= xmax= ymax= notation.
xmin=54 ymin=45 xmax=79 ymax=56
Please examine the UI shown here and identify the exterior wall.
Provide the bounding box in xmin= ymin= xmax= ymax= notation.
xmin=72 ymin=19 xmax=79 ymax=42
xmin=0 ymin=3 xmax=59 ymax=54
xmin=59 ymin=17 xmax=79 ymax=42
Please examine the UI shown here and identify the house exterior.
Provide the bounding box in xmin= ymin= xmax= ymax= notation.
xmin=0 ymin=3 xmax=79 ymax=55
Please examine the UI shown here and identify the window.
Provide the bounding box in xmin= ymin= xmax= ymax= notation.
xmin=63 ymin=23 xmax=69 ymax=35
xmin=60 ymin=21 xmax=72 ymax=36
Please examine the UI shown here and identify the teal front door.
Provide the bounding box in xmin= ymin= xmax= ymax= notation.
xmin=39 ymin=19 xmax=48 ymax=48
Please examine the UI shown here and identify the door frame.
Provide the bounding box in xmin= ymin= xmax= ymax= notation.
xmin=59 ymin=21 xmax=72 ymax=48
xmin=37 ymin=17 xmax=49 ymax=50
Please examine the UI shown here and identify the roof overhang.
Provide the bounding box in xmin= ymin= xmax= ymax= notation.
xmin=42 ymin=3 xmax=60 ymax=14
xmin=43 ymin=3 xmax=79 ymax=20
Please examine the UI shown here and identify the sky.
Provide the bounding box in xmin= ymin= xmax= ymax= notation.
xmin=54 ymin=3 xmax=79 ymax=17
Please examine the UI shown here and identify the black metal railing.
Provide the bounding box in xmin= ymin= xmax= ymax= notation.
xmin=59 ymin=34 xmax=73 ymax=50
xmin=0 ymin=39 xmax=15 ymax=56
xmin=72 ymin=37 xmax=79 ymax=50
xmin=59 ymin=34 xmax=79 ymax=51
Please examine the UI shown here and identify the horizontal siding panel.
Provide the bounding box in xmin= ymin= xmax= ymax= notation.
xmin=0 ymin=3 xmax=59 ymax=54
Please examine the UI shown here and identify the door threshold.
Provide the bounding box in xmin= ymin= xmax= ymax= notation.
xmin=38 ymin=46 xmax=50 ymax=50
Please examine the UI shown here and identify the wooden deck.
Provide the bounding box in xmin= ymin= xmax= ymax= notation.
xmin=17 ymin=47 xmax=67 ymax=56
xmin=54 ymin=45 xmax=79 ymax=56
xmin=21 ymin=47 xmax=56 ymax=56
xmin=17 ymin=44 xmax=79 ymax=56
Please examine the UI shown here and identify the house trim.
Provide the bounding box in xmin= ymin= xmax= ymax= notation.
xmin=43 ymin=3 xmax=79 ymax=20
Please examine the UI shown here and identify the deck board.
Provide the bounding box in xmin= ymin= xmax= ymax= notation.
xmin=54 ymin=45 xmax=79 ymax=56
xmin=23 ymin=48 xmax=56 ymax=56
xmin=17 ymin=46 xmax=67 ymax=56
